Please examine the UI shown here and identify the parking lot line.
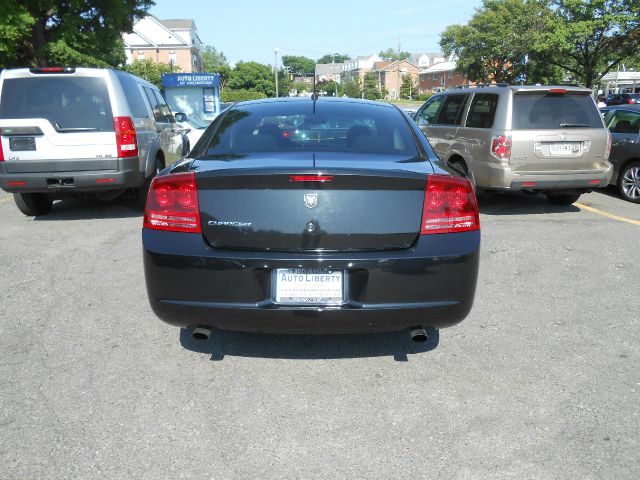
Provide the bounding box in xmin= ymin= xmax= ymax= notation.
xmin=575 ymin=202 xmax=640 ymax=226
xmin=0 ymin=196 xmax=12 ymax=204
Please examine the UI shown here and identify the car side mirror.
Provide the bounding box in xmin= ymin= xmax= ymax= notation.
xmin=174 ymin=112 xmax=186 ymax=122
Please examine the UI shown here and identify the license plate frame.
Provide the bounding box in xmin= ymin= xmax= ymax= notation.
xmin=273 ymin=268 xmax=345 ymax=305
xmin=549 ymin=142 xmax=575 ymax=155
xmin=9 ymin=137 xmax=36 ymax=152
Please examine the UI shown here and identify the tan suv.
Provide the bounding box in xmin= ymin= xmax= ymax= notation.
xmin=414 ymin=85 xmax=612 ymax=205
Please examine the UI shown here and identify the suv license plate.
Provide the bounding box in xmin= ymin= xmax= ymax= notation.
xmin=549 ymin=142 xmax=574 ymax=155
xmin=9 ymin=137 xmax=36 ymax=151
xmin=275 ymin=269 xmax=344 ymax=305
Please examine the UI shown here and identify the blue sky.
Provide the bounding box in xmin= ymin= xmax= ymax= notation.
xmin=149 ymin=0 xmax=484 ymax=66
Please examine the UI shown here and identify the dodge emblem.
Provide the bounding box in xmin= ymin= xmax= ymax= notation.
xmin=304 ymin=193 xmax=318 ymax=208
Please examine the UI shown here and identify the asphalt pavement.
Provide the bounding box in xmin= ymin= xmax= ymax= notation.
xmin=0 ymin=187 xmax=638 ymax=479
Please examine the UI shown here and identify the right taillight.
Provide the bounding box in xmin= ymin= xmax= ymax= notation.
xmin=114 ymin=116 xmax=138 ymax=158
xmin=604 ymin=131 xmax=612 ymax=161
xmin=143 ymin=172 xmax=201 ymax=233
xmin=0 ymin=129 xmax=4 ymax=161
xmin=420 ymin=175 xmax=480 ymax=235
xmin=490 ymin=134 xmax=511 ymax=161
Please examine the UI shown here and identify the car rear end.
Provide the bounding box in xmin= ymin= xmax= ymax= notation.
xmin=0 ymin=68 xmax=142 ymax=195
xmin=485 ymin=87 xmax=612 ymax=193
xmin=142 ymin=99 xmax=480 ymax=335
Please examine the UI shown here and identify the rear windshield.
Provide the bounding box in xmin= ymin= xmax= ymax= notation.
xmin=512 ymin=93 xmax=602 ymax=129
xmin=0 ymin=76 xmax=114 ymax=131
xmin=202 ymin=101 xmax=418 ymax=158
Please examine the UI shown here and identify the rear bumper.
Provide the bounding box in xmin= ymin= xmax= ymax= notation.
xmin=0 ymin=157 xmax=143 ymax=193
xmin=142 ymin=229 xmax=481 ymax=334
xmin=475 ymin=160 xmax=613 ymax=191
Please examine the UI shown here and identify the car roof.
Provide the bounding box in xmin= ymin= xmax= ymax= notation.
xmin=231 ymin=96 xmax=398 ymax=110
xmin=433 ymin=84 xmax=592 ymax=95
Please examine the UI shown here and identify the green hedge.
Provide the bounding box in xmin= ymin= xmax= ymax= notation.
xmin=221 ymin=90 xmax=268 ymax=102
xmin=415 ymin=93 xmax=433 ymax=102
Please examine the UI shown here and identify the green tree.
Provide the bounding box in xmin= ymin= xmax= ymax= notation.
xmin=317 ymin=53 xmax=350 ymax=64
xmin=228 ymin=61 xmax=276 ymax=96
xmin=379 ymin=48 xmax=410 ymax=61
xmin=343 ymin=78 xmax=361 ymax=98
xmin=363 ymin=73 xmax=383 ymax=100
xmin=0 ymin=0 xmax=153 ymax=68
xmin=534 ymin=0 xmax=640 ymax=88
xmin=440 ymin=0 xmax=559 ymax=84
xmin=282 ymin=55 xmax=315 ymax=75
xmin=316 ymin=80 xmax=342 ymax=97
xmin=210 ymin=65 xmax=232 ymax=91
xmin=399 ymin=74 xmax=417 ymax=99
xmin=202 ymin=46 xmax=228 ymax=71
xmin=122 ymin=59 xmax=176 ymax=88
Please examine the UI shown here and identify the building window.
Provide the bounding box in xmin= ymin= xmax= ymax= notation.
xmin=448 ymin=71 xmax=453 ymax=79
xmin=441 ymin=76 xmax=445 ymax=86
xmin=203 ymin=88 xmax=215 ymax=113
xmin=433 ymin=73 xmax=438 ymax=81
xmin=138 ymin=51 xmax=145 ymax=61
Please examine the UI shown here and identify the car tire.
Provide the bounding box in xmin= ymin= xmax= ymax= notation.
xmin=13 ymin=193 xmax=53 ymax=216
xmin=137 ymin=157 xmax=163 ymax=209
xmin=618 ymin=161 xmax=640 ymax=203
xmin=546 ymin=193 xmax=581 ymax=205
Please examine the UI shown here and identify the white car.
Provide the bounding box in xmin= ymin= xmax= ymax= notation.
xmin=174 ymin=113 xmax=209 ymax=152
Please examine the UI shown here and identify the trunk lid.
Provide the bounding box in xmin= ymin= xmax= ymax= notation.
xmin=194 ymin=152 xmax=430 ymax=252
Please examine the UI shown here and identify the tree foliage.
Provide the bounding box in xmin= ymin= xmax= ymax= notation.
xmin=317 ymin=53 xmax=350 ymax=64
xmin=342 ymin=79 xmax=361 ymax=98
xmin=440 ymin=0 xmax=560 ymax=84
xmin=440 ymin=0 xmax=640 ymax=88
xmin=400 ymin=74 xmax=417 ymax=99
xmin=379 ymin=48 xmax=410 ymax=61
xmin=282 ymin=55 xmax=315 ymax=75
xmin=122 ymin=59 xmax=176 ymax=88
xmin=0 ymin=0 xmax=153 ymax=68
xmin=534 ymin=0 xmax=640 ymax=87
xmin=228 ymin=61 xmax=276 ymax=96
xmin=316 ymin=80 xmax=342 ymax=97
xmin=363 ymin=73 xmax=383 ymax=100
xmin=202 ymin=46 xmax=228 ymax=71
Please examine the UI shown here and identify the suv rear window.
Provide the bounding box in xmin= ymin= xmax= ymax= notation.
xmin=0 ymin=76 xmax=114 ymax=131
xmin=512 ymin=93 xmax=602 ymax=129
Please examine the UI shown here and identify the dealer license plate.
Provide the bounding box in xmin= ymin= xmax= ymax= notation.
xmin=275 ymin=268 xmax=344 ymax=305
xmin=549 ymin=142 xmax=575 ymax=155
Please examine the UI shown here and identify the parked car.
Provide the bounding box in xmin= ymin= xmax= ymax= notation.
xmin=0 ymin=67 xmax=186 ymax=215
xmin=413 ymin=85 xmax=612 ymax=205
xmin=174 ymin=112 xmax=209 ymax=151
xmin=600 ymin=105 xmax=640 ymax=203
xmin=605 ymin=93 xmax=640 ymax=106
xmin=142 ymin=98 xmax=480 ymax=339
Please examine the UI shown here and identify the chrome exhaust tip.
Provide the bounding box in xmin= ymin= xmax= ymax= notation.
xmin=409 ymin=327 xmax=428 ymax=343
xmin=192 ymin=327 xmax=213 ymax=341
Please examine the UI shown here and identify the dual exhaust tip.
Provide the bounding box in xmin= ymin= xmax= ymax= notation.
xmin=190 ymin=326 xmax=429 ymax=343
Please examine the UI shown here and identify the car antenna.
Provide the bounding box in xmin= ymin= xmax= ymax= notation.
xmin=312 ymin=75 xmax=318 ymax=113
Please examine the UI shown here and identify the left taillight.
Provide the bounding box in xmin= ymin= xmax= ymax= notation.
xmin=143 ymin=172 xmax=201 ymax=233
xmin=420 ymin=175 xmax=480 ymax=235
xmin=113 ymin=116 xmax=138 ymax=158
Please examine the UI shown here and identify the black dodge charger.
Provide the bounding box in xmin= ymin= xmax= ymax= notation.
xmin=142 ymin=98 xmax=480 ymax=339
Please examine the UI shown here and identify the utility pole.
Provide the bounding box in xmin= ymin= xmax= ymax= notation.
xmin=332 ymin=54 xmax=338 ymax=97
xmin=274 ymin=47 xmax=280 ymax=97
